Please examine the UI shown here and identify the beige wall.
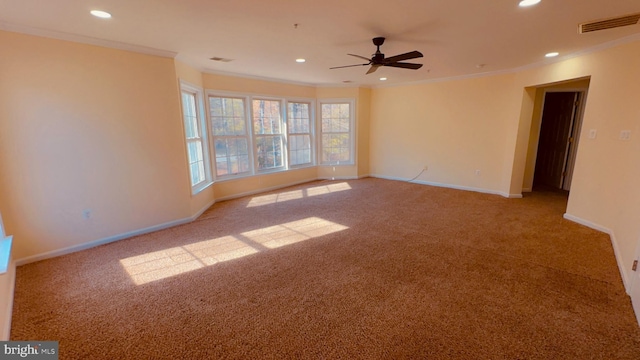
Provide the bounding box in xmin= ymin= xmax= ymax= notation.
xmin=357 ymin=88 xmax=372 ymax=177
xmin=370 ymin=74 xmax=521 ymax=196
xmin=203 ymin=72 xmax=316 ymax=98
xmin=213 ymin=168 xmax=317 ymax=201
xmin=0 ymin=31 xmax=191 ymax=260
xmin=175 ymin=60 xmax=204 ymax=88
xmin=2 ymin=28 xmax=639 ymax=294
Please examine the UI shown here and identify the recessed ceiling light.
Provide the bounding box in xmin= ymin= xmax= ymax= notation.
xmin=90 ymin=10 xmax=112 ymax=19
xmin=295 ymin=58 xmax=306 ymax=63
xmin=519 ymin=0 xmax=541 ymax=7
xmin=379 ymin=77 xmax=387 ymax=81
xmin=545 ymin=52 xmax=559 ymax=57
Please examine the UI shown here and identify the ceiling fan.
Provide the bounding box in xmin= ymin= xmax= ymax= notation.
xmin=330 ymin=37 xmax=423 ymax=75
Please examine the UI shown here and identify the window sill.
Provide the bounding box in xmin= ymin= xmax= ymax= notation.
xmin=192 ymin=180 xmax=214 ymax=196
xmin=0 ymin=236 xmax=12 ymax=274
xmin=320 ymin=163 xmax=355 ymax=167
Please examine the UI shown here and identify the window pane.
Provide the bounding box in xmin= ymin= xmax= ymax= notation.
xmin=187 ymin=141 xmax=203 ymax=164
xmin=288 ymin=102 xmax=310 ymax=134
xmin=289 ymin=134 xmax=311 ymax=166
xmin=322 ymin=133 xmax=350 ymax=163
xmin=321 ymin=104 xmax=350 ymax=133
xmin=214 ymin=138 xmax=250 ymax=176
xmin=256 ymin=135 xmax=283 ymax=170
xmin=181 ymin=87 xmax=212 ymax=188
xmin=320 ymin=102 xmax=351 ymax=164
xmin=210 ymin=97 xmax=246 ymax=136
xmin=182 ymin=92 xmax=199 ymax=139
xmin=253 ymin=100 xmax=282 ymax=135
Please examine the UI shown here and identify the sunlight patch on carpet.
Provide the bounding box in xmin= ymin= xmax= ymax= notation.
xmin=240 ymin=217 xmax=349 ymax=249
xmin=247 ymin=182 xmax=351 ymax=207
xmin=120 ymin=217 xmax=348 ymax=285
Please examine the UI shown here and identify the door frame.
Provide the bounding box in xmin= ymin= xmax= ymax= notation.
xmin=558 ymin=90 xmax=587 ymax=191
xmin=525 ymin=87 xmax=589 ymax=192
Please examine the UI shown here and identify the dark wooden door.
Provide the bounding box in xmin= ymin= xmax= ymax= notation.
xmin=534 ymin=92 xmax=577 ymax=189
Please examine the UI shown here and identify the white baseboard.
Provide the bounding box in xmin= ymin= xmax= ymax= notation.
xmin=193 ymin=199 xmax=216 ymax=219
xmin=16 ymin=219 xmax=192 ymax=266
xmin=16 ymin=178 xmax=322 ymax=266
xmin=15 ymin=199 xmax=216 ymax=267
xmin=563 ymin=213 xmax=630 ymax=294
xmin=1 ymin=258 xmax=16 ymax=340
xmin=316 ymin=176 xmax=360 ymax=181
xmin=370 ymin=174 xmax=520 ymax=198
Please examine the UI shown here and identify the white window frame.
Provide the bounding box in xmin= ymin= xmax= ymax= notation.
xmin=286 ymin=99 xmax=316 ymax=168
xmin=206 ymin=91 xmax=254 ymax=180
xmin=0 ymin=212 xmax=12 ymax=274
xmin=251 ymin=97 xmax=286 ymax=173
xmin=318 ymin=99 xmax=356 ymax=166
xmin=179 ymin=80 xmax=212 ymax=195
xmin=203 ymin=90 xmax=317 ymax=182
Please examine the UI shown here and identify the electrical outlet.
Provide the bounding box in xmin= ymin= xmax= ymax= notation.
xmin=475 ymin=170 xmax=481 ymax=176
xmin=423 ymin=165 xmax=428 ymax=171
xmin=620 ymin=130 xmax=631 ymax=140
xmin=83 ymin=209 xmax=92 ymax=220
xmin=588 ymin=129 xmax=597 ymax=139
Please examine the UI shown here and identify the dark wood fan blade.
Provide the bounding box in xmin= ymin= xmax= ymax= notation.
xmin=384 ymin=51 xmax=423 ymax=63
xmin=348 ymin=54 xmax=372 ymax=62
xmin=330 ymin=64 xmax=368 ymax=69
xmin=366 ymin=64 xmax=381 ymax=74
xmin=383 ymin=62 xmax=423 ymax=70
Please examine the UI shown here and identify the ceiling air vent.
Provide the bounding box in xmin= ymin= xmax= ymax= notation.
xmin=210 ymin=57 xmax=233 ymax=62
xmin=579 ymin=13 xmax=640 ymax=33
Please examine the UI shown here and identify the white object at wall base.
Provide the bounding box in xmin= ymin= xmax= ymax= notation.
xmin=1 ymin=257 xmax=16 ymax=341
xmin=563 ymin=213 xmax=629 ymax=293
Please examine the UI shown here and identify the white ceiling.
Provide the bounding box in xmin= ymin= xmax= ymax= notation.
xmin=1 ymin=0 xmax=639 ymax=87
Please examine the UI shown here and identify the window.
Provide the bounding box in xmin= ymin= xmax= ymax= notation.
xmin=0 ymin=211 xmax=12 ymax=274
xmin=180 ymin=82 xmax=212 ymax=194
xmin=202 ymin=91 xmax=317 ymax=181
xmin=252 ymin=99 xmax=284 ymax=171
xmin=320 ymin=100 xmax=355 ymax=165
xmin=209 ymin=96 xmax=252 ymax=177
xmin=287 ymin=102 xmax=313 ymax=167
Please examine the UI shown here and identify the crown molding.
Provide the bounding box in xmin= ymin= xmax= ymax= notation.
xmin=0 ymin=21 xmax=177 ymax=59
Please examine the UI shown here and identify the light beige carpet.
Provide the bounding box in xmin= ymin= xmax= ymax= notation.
xmin=11 ymin=178 xmax=640 ymax=359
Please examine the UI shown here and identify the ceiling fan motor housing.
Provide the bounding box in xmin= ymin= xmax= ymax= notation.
xmin=372 ymin=37 xmax=386 ymax=46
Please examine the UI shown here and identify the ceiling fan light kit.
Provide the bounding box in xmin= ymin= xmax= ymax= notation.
xmin=330 ymin=37 xmax=423 ymax=75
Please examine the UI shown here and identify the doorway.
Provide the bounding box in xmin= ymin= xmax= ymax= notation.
xmin=533 ymin=91 xmax=584 ymax=192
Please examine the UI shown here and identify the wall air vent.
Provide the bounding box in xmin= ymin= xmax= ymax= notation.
xmin=579 ymin=13 xmax=640 ymax=33
xmin=210 ymin=57 xmax=233 ymax=62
